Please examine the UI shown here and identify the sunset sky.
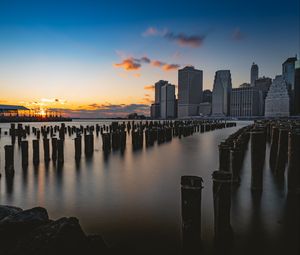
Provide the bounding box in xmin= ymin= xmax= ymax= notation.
xmin=0 ymin=0 xmax=299 ymax=117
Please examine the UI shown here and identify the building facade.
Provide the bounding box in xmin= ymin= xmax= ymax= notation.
xmin=251 ymin=62 xmax=259 ymax=86
xmin=265 ymin=75 xmax=290 ymax=117
xmin=295 ymin=60 xmax=300 ymax=115
xmin=212 ymin=70 xmax=232 ymax=117
xmin=254 ymin=77 xmax=272 ymax=115
xmin=230 ymin=87 xmax=260 ymax=117
xmin=160 ymin=84 xmax=176 ymax=119
xmin=178 ymin=66 xmax=203 ymax=118
xmin=202 ymin=89 xmax=212 ymax=103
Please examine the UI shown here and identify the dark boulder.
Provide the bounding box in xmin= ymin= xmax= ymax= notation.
xmin=10 ymin=217 xmax=107 ymax=255
xmin=0 ymin=207 xmax=49 ymax=238
xmin=0 ymin=205 xmax=23 ymax=221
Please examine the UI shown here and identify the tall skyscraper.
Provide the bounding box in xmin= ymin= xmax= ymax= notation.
xmin=265 ymin=75 xmax=290 ymax=117
xmin=294 ymin=60 xmax=300 ymax=115
xmin=160 ymin=83 xmax=176 ymax=119
xmin=212 ymin=70 xmax=232 ymax=116
xmin=282 ymin=57 xmax=297 ymax=114
xmin=178 ymin=66 xmax=203 ymax=118
xmin=151 ymin=80 xmax=168 ymax=119
xmin=251 ymin=62 xmax=259 ymax=86
xmin=254 ymin=77 xmax=272 ymax=115
xmin=202 ymin=89 xmax=212 ymax=103
xmin=230 ymin=87 xmax=260 ymax=117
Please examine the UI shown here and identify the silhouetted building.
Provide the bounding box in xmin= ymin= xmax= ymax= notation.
xmin=150 ymin=103 xmax=160 ymax=119
xmin=153 ymin=80 xmax=168 ymax=118
xmin=282 ymin=56 xmax=297 ymax=114
xmin=230 ymin=87 xmax=260 ymax=117
xmin=199 ymin=102 xmax=212 ymax=116
xmin=265 ymin=75 xmax=290 ymax=117
xmin=254 ymin=77 xmax=272 ymax=115
xmin=178 ymin=66 xmax=203 ymax=118
xmin=212 ymin=70 xmax=232 ymax=116
xmin=251 ymin=62 xmax=259 ymax=86
xmin=202 ymin=89 xmax=212 ymax=103
xmin=161 ymin=83 xmax=176 ymax=119
xmin=295 ymin=60 xmax=300 ymax=115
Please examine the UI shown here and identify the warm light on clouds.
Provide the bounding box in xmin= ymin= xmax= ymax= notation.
xmin=144 ymin=84 xmax=155 ymax=91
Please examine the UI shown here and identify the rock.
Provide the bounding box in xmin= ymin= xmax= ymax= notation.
xmin=10 ymin=217 xmax=106 ymax=255
xmin=0 ymin=207 xmax=49 ymax=238
xmin=0 ymin=205 xmax=23 ymax=221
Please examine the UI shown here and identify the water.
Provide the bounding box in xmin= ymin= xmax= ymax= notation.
xmin=0 ymin=120 xmax=299 ymax=255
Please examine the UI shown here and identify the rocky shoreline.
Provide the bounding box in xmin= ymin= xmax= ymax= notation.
xmin=0 ymin=205 xmax=108 ymax=255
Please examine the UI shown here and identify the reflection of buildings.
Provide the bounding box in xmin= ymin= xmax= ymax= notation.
xmin=212 ymin=70 xmax=232 ymax=117
xmin=178 ymin=66 xmax=203 ymax=118
xmin=160 ymin=83 xmax=176 ymax=119
xmin=265 ymin=75 xmax=290 ymax=117
xmin=230 ymin=87 xmax=260 ymax=117
xmin=251 ymin=63 xmax=259 ymax=86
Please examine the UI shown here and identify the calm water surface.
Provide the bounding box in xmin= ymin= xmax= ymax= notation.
xmin=0 ymin=120 xmax=299 ymax=255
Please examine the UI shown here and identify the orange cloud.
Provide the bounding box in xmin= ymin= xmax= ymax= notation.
xmin=114 ymin=58 xmax=141 ymax=71
xmin=144 ymin=85 xmax=155 ymax=91
xmin=162 ymin=64 xmax=180 ymax=71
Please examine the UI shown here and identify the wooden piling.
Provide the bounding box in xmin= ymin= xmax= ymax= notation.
xmin=32 ymin=139 xmax=40 ymax=165
xmin=4 ymin=145 xmax=14 ymax=177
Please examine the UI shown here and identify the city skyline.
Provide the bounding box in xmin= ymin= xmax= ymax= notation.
xmin=0 ymin=0 xmax=299 ymax=117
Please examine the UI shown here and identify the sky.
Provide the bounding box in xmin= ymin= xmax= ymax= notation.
xmin=0 ymin=0 xmax=299 ymax=117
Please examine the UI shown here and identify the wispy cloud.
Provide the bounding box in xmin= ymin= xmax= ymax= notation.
xmin=143 ymin=27 xmax=207 ymax=48
xmin=144 ymin=84 xmax=155 ymax=91
xmin=114 ymin=55 xmax=180 ymax=73
xmin=232 ymin=27 xmax=245 ymax=41
xmin=164 ymin=32 xmax=206 ymax=47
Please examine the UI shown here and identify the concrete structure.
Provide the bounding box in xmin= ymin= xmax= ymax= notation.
xmin=295 ymin=60 xmax=300 ymax=115
xmin=212 ymin=70 xmax=232 ymax=117
xmin=254 ymin=77 xmax=272 ymax=115
xmin=202 ymin=89 xmax=212 ymax=103
xmin=160 ymin=83 xmax=176 ymax=119
xmin=230 ymin=87 xmax=260 ymax=117
xmin=178 ymin=66 xmax=203 ymax=118
xmin=265 ymin=75 xmax=290 ymax=117
xmin=199 ymin=102 xmax=212 ymax=116
xmin=251 ymin=63 xmax=259 ymax=86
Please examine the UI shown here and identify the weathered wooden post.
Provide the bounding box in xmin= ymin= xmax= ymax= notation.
xmin=230 ymin=147 xmax=242 ymax=184
xmin=84 ymin=134 xmax=94 ymax=157
xmin=32 ymin=139 xmax=40 ymax=165
xmin=51 ymin=138 xmax=57 ymax=161
xmin=74 ymin=136 xmax=82 ymax=160
xmin=269 ymin=126 xmax=279 ymax=171
xmin=181 ymin=176 xmax=203 ymax=251
xmin=212 ymin=171 xmax=233 ymax=244
xmin=21 ymin=140 xmax=29 ymax=168
xmin=57 ymin=139 xmax=64 ymax=164
xmin=43 ymin=138 xmax=50 ymax=162
xmin=4 ymin=145 xmax=14 ymax=177
xmin=219 ymin=142 xmax=231 ymax=172
xmin=251 ymin=131 xmax=266 ymax=191
xmin=275 ymin=128 xmax=289 ymax=178
xmin=287 ymin=131 xmax=300 ymax=194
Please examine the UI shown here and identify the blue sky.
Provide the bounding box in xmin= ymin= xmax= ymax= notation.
xmin=0 ymin=0 xmax=299 ymax=117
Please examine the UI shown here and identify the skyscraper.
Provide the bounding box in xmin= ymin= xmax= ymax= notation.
xmin=265 ymin=75 xmax=290 ymax=117
xmin=160 ymin=83 xmax=176 ymax=119
xmin=282 ymin=57 xmax=297 ymax=114
xmin=202 ymin=89 xmax=212 ymax=103
xmin=178 ymin=66 xmax=203 ymax=118
xmin=294 ymin=60 xmax=300 ymax=115
xmin=230 ymin=87 xmax=260 ymax=117
xmin=151 ymin=80 xmax=168 ymax=119
xmin=212 ymin=70 xmax=232 ymax=116
xmin=251 ymin=62 xmax=259 ymax=86
xmin=254 ymin=77 xmax=272 ymax=115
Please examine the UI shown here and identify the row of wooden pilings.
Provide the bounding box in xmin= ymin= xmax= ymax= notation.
xmin=180 ymin=120 xmax=300 ymax=252
xmin=1 ymin=120 xmax=237 ymax=178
